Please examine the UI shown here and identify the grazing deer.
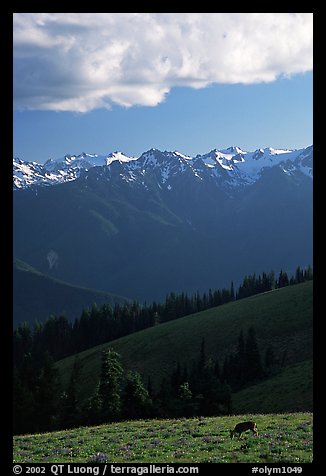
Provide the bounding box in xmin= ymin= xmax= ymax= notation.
xmin=230 ymin=421 xmax=258 ymax=439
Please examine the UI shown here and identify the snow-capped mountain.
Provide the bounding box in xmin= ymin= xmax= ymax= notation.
xmin=13 ymin=144 xmax=313 ymax=304
xmin=13 ymin=145 xmax=313 ymax=191
xmin=13 ymin=151 xmax=137 ymax=189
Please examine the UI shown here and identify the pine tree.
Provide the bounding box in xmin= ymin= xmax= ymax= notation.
xmin=163 ymin=292 xmax=177 ymax=322
xmin=304 ymin=265 xmax=313 ymax=281
xmin=13 ymin=322 xmax=33 ymax=367
xmin=156 ymin=378 xmax=172 ymax=417
xmin=13 ymin=367 xmax=36 ymax=434
xmin=98 ymin=349 xmax=123 ymax=422
xmin=58 ymin=356 xmax=82 ymax=429
xmin=213 ymin=289 xmax=222 ymax=307
xmin=198 ymin=358 xmax=231 ymax=416
xmin=34 ymin=352 xmax=59 ymax=431
xmin=295 ymin=266 xmax=304 ymax=284
xmin=85 ymin=384 xmax=102 ymax=425
xmin=230 ymin=281 xmax=235 ymax=301
xmin=122 ymin=371 xmax=153 ymax=419
xmin=278 ymin=270 xmax=289 ymax=288
xmin=176 ymin=382 xmax=195 ymax=417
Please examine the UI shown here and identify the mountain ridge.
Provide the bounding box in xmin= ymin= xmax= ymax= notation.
xmin=13 ymin=145 xmax=313 ymax=191
xmin=13 ymin=144 xmax=313 ymax=303
xmin=13 ymin=258 xmax=128 ymax=327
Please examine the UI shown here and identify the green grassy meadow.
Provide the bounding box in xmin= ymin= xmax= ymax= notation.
xmin=13 ymin=413 xmax=313 ymax=463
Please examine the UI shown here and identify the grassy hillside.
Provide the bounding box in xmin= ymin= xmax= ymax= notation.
xmin=13 ymin=259 xmax=128 ymax=328
xmin=232 ymin=360 xmax=313 ymax=414
xmin=13 ymin=412 xmax=313 ymax=463
xmin=56 ymin=281 xmax=313 ymax=412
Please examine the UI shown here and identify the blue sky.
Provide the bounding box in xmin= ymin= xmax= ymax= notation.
xmin=13 ymin=13 xmax=313 ymax=163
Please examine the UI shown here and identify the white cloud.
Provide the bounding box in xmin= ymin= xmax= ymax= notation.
xmin=13 ymin=13 xmax=313 ymax=112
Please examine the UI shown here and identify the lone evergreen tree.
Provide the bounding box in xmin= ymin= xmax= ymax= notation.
xmin=176 ymin=382 xmax=195 ymax=417
xmin=122 ymin=371 xmax=153 ymax=419
xmin=98 ymin=349 xmax=123 ymax=422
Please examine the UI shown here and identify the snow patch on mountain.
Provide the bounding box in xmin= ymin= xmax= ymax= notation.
xmin=105 ymin=151 xmax=138 ymax=166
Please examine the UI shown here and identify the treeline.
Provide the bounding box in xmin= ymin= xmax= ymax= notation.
xmin=237 ymin=266 xmax=312 ymax=299
xmin=14 ymin=326 xmax=281 ymax=434
xmin=14 ymin=265 xmax=312 ymax=368
xmin=14 ymin=303 xmax=154 ymax=367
